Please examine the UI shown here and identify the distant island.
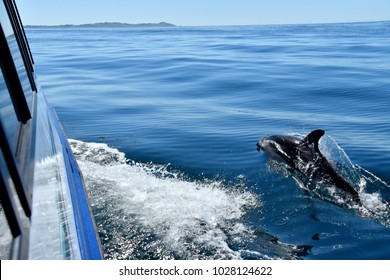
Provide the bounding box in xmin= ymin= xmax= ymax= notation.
xmin=25 ymin=22 xmax=176 ymax=28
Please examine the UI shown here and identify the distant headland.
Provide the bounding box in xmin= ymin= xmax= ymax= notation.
xmin=25 ymin=22 xmax=176 ymax=28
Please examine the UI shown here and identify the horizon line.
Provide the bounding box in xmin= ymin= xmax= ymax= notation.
xmin=25 ymin=19 xmax=390 ymax=28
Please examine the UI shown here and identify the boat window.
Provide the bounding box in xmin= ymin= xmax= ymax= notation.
xmin=0 ymin=0 xmax=33 ymax=257
xmin=0 ymin=0 xmax=33 ymax=121
xmin=0 ymin=71 xmax=19 ymax=150
xmin=2 ymin=0 xmax=36 ymax=95
xmin=0 ymin=143 xmax=30 ymax=259
xmin=0 ymin=27 xmax=33 ymax=216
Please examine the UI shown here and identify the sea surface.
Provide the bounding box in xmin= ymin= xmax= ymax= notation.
xmin=26 ymin=22 xmax=390 ymax=260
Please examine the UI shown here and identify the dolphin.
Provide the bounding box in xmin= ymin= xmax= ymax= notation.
xmin=257 ymin=129 xmax=361 ymax=204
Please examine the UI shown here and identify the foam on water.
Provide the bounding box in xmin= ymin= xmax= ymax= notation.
xmin=69 ymin=139 xmax=261 ymax=259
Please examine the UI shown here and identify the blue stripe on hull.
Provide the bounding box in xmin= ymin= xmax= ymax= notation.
xmin=49 ymin=107 xmax=102 ymax=260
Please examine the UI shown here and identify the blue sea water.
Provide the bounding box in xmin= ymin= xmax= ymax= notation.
xmin=26 ymin=22 xmax=390 ymax=259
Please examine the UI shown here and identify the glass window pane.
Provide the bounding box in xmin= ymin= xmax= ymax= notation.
xmin=0 ymin=1 xmax=33 ymax=110
xmin=0 ymin=70 xmax=19 ymax=150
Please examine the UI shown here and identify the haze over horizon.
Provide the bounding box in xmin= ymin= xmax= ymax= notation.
xmin=16 ymin=0 xmax=390 ymax=27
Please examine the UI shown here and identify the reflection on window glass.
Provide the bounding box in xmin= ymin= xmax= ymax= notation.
xmin=0 ymin=1 xmax=33 ymax=110
xmin=0 ymin=139 xmax=31 ymax=259
xmin=7 ymin=37 xmax=33 ymax=108
xmin=0 ymin=134 xmax=14 ymax=260
xmin=0 ymin=71 xmax=19 ymax=149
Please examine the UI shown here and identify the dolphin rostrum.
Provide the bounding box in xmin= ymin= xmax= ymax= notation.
xmin=257 ymin=129 xmax=361 ymax=204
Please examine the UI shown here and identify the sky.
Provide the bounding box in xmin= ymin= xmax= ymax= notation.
xmin=16 ymin=0 xmax=390 ymax=26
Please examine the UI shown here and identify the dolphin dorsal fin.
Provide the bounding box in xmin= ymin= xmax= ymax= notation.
xmin=303 ymin=129 xmax=325 ymax=152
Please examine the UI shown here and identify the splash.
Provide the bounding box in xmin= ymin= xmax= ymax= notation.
xmin=269 ymin=133 xmax=390 ymax=227
xmin=319 ymin=135 xmax=390 ymax=224
xmin=69 ymin=139 xmax=261 ymax=259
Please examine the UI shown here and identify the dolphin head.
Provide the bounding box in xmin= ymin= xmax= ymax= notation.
xmin=257 ymin=134 xmax=301 ymax=164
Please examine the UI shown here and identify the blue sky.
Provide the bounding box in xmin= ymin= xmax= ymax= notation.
xmin=16 ymin=0 xmax=390 ymax=26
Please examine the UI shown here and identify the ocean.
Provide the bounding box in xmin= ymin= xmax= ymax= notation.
xmin=26 ymin=21 xmax=390 ymax=260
